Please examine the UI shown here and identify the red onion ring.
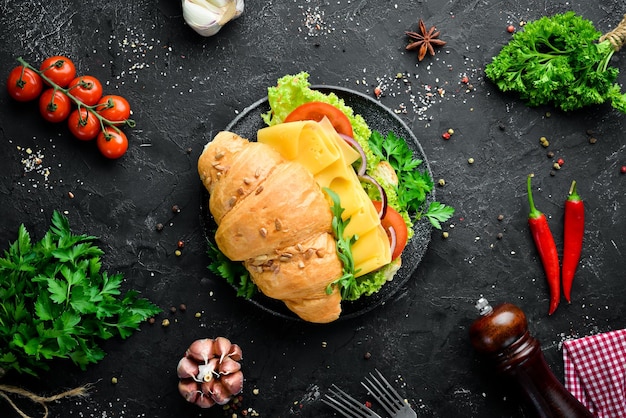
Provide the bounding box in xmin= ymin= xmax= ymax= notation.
xmin=359 ymin=174 xmax=387 ymax=219
xmin=388 ymin=225 xmax=397 ymax=257
xmin=338 ymin=133 xmax=367 ymax=176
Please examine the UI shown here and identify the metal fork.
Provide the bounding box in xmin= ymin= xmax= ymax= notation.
xmin=361 ymin=369 xmax=417 ymax=418
xmin=322 ymin=383 xmax=383 ymax=418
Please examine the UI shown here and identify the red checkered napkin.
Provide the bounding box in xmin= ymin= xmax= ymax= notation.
xmin=563 ymin=329 xmax=626 ymax=418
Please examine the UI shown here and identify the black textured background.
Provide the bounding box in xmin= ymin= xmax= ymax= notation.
xmin=0 ymin=1 xmax=624 ymax=417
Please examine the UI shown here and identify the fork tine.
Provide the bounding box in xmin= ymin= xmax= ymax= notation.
xmin=322 ymin=384 xmax=382 ymax=418
xmin=361 ymin=369 xmax=406 ymax=415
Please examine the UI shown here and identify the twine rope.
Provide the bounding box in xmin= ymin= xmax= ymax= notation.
xmin=0 ymin=383 xmax=91 ymax=418
xmin=600 ymin=14 xmax=626 ymax=52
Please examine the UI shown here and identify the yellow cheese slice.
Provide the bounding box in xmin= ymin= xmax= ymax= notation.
xmin=257 ymin=118 xmax=391 ymax=277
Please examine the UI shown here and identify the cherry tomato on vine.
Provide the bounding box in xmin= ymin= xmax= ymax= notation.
xmin=97 ymin=127 xmax=128 ymax=159
xmin=38 ymin=88 xmax=71 ymax=123
xmin=6 ymin=66 xmax=43 ymax=102
xmin=284 ymin=101 xmax=354 ymax=138
xmin=372 ymin=201 xmax=408 ymax=260
xmin=68 ymin=75 xmax=103 ymax=106
xmin=68 ymin=108 xmax=101 ymax=141
xmin=96 ymin=95 xmax=131 ymax=122
xmin=39 ymin=56 xmax=76 ymax=88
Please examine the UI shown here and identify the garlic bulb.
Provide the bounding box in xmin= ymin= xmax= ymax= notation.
xmin=182 ymin=0 xmax=244 ymax=37
xmin=177 ymin=337 xmax=244 ymax=408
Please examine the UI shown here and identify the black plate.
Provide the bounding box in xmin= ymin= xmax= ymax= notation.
xmin=201 ymin=85 xmax=434 ymax=321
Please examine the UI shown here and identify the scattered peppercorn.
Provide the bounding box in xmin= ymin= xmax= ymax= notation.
xmin=364 ymin=352 xmax=372 ymax=360
xmin=177 ymin=240 xmax=185 ymax=249
xmin=547 ymin=151 xmax=555 ymax=158
xmin=156 ymin=223 xmax=164 ymax=231
xmin=68 ymin=191 xmax=75 ymax=199
xmin=170 ymin=306 xmax=177 ymax=313
xmin=162 ymin=319 xmax=170 ymax=327
xmin=179 ymin=303 xmax=187 ymax=312
xmin=497 ymin=214 xmax=504 ymax=221
xmin=172 ymin=204 xmax=181 ymax=213
xmin=497 ymin=232 xmax=503 ymax=240
xmin=498 ymin=122 xmax=506 ymax=131
xmin=148 ymin=317 xmax=156 ymax=324
xmin=589 ymin=137 xmax=597 ymax=144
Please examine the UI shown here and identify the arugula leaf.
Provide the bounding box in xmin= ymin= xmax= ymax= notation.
xmin=485 ymin=11 xmax=626 ymax=113
xmin=0 ymin=211 xmax=161 ymax=377
xmin=323 ymin=188 xmax=361 ymax=300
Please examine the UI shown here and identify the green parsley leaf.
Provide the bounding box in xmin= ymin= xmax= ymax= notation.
xmin=485 ymin=11 xmax=626 ymax=113
xmin=0 ymin=211 xmax=161 ymax=377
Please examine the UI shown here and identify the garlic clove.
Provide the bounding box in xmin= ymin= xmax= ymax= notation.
xmin=218 ymin=356 xmax=241 ymax=375
xmin=186 ymin=338 xmax=215 ymax=364
xmin=202 ymin=379 xmax=232 ymax=405
xmin=177 ymin=356 xmax=200 ymax=379
xmin=213 ymin=336 xmax=232 ymax=363
xmin=182 ymin=0 xmax=244 ymax=37
xmin=220 ymin=370 xmax=244 ymax=395
xmin=228 ymin=343 xmax=243 ymax=361
xmin=195 ymin=392 xmax=216 ymax=408
xmin=178 ymin=379 xmax=201 ymax=403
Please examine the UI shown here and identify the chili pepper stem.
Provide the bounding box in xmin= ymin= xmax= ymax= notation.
xmin=527 ymin=174 xmax=560 ymax=315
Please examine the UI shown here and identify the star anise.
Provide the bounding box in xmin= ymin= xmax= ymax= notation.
xmin=405 ymin=19 xmax=447 ymax=61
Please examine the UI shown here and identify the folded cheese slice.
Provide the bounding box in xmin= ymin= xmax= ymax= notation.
xmin=257 ymin=118 xmax=391 ymax=277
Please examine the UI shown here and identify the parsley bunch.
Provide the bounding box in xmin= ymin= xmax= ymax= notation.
xmin=485 ymin=11 xmax=626 ymax=113
xmin=369 ymin=130 xmax=454 ymax=229
xmin=0 ymin=211 xmax=160 ymax=377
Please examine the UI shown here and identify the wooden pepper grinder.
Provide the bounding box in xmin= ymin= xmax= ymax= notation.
xmin=469 ymin=298 xmax=594 ymax=418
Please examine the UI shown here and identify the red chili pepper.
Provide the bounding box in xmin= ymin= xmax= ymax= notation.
xmin=526 ymin=175 xmax=560 ymax=315
xmin=562 ymin=180 xmax=584 ymax=303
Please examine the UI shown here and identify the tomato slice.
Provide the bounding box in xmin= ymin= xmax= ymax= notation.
xmin=372 ymin=201 xmax=408 ymax=260
xmin=284 ymin=101 xmax=354 ymax=138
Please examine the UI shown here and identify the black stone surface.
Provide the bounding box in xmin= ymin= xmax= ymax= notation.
xmin=1 ymin=1 xmax=624 ymax=417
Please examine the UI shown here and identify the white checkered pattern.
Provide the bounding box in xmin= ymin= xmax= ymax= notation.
xmin=563 ymin=329 xmax=626 ymax=418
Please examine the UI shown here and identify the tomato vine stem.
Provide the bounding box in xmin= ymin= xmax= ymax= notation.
xmin=16 ymin=56 xmax=135 ymax=136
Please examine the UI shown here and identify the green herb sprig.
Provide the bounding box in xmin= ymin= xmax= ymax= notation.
xmin=323 ymin=188 xmax=361 ymax=300
xmin=368 ymin=130 xmax=454 ymax=229
xmin=207 ymin=237 xmax=255 ymax=299
xmin=485 ymin=11 xmax=626 ymax=113
xmin=0 ymin=211 xmax=161 ymax=377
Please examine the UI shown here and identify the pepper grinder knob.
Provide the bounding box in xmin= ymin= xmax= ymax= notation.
xmin=469 ymin=299 xmax=593 ymax=418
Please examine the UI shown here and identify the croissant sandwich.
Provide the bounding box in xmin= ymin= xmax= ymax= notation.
xmin=198 ymin=73 xmax=452 ymax=323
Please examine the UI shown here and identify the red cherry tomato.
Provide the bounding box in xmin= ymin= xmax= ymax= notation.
xmin=284 ymin=101 xmax=354 ymax=138
xmin=6 ymin=66 xmax=43 ymax=102
xmin=372 ymin=201 xmax=408 ymax=260
xmin=68 ymin=108 xmax=101 ymax=141
xmin=68 ymin=75 xmax=103 ymax=106
xmin=39 ymin=56 xmax=76 ymax=88
xmin=97 ymin=127 xmax=128 ymax=159
xmin=38 ymin=88 xmax=71 ymax=123
xmin=96 ymin=95 xmax=131 ymax=122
